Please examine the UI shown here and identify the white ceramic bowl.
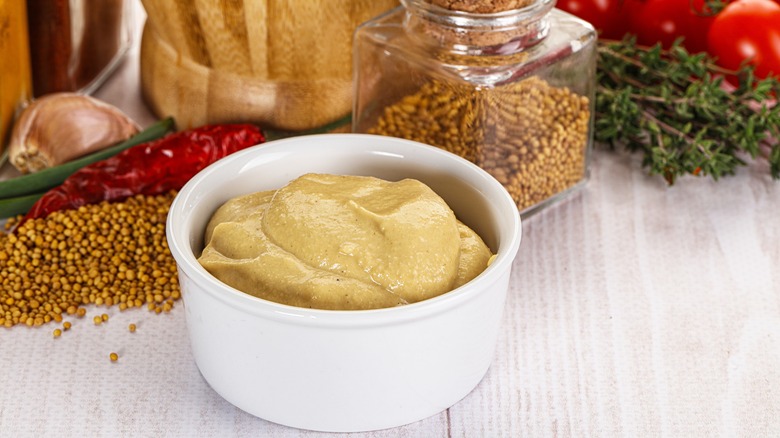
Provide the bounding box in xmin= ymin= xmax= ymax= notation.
xmin=166 ymin=134 xmax=522 ymax=432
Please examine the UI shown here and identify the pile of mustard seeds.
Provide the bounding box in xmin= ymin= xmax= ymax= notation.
xmin=0 ymin=192 xmax=180 ymax=328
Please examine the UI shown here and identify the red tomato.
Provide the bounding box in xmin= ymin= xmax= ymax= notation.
xmin=707 ymin=0 xmax=780 ymax=79
xmin=627 ymin=0 xmax=687 ymax=48
xmin=556 ymin=0 xmax=628 ymax=39
xmin=685 ymin=0 xmax=724 ymax=54
xmin=627 ymin=0 xmax=718 ymax=53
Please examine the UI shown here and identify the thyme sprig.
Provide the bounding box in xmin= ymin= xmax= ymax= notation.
xmin=595 ymin=36 xmax=780 ymax=184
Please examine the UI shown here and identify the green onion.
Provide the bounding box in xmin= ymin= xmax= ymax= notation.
xmin=0 ymin=117 xmax=175 ymax=199
xmin=0 ymin=191 xmax=47 ymax=219
xmin=264 ymin=114 xmax=352 ymax=141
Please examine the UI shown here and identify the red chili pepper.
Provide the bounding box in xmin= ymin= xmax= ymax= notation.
xmin=22 ymin=123 xmax=265 ymax=221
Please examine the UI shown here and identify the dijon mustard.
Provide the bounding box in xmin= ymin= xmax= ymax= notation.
xmin=198 ymin=173 xmax=493 ymax=310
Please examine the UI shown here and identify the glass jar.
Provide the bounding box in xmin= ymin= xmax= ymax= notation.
xmin=26 ymin=0 xmax=134 ymax=97
xmin=0 ymin=0 xmax=32 ymax=152
xmin=353 ymin=0 xmax=597 ymax=217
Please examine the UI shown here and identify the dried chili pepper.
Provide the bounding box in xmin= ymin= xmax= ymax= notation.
xmin=22 ymin=123 xmax=265 ymax=221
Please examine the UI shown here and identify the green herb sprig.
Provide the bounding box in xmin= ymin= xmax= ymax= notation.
xmin=595 ymin=36 xmax=780 ymax=185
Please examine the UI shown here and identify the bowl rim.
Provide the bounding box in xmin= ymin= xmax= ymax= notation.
xmin=166 ymin=133 xmax=522 ymax=327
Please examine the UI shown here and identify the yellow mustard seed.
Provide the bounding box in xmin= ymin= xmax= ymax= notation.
xmin=0 ymin=192 xmax=182 ymax=328
xmin=109 ymin=352 xmax=118 ymax=362
xmin=128 ymin=323 xmax=136 ymax=333
xmin=63 ymin=321 xmax=72 ymax=331
xmin=93 ymin=316 xmax=102 ymax=325
xmin=53 ymin=328 xmax=62 ymax=338
xmin=367 ymin=77 xmax=590 ymax=211
xmin=101 ymin=313 xmax=109 ymax=322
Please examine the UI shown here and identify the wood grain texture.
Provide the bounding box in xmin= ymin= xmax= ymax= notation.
xmin=140 ymin=24 xmax=210 ymax=130
xmin=140 ymin=0 xmax=398 ymax=130
xmin=266 ymin=0 xmax=364 ymax=80
xmin=243 ymin=0 xmax=268 ymax=77
xmin=139 ymin=23 xmax=354 ymax=130
xmin=192 ymin=0 xmax=251 ymax=74
xmin=465 ymin=150 xmax=780 ymax=437
xmin=140 ymin=0 xmax=212 ymax=65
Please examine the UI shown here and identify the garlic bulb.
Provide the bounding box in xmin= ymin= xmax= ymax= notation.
xmin=8 ymin=92 xmax=140 ymax=173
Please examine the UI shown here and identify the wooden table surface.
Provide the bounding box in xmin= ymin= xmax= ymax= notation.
xmin=2 ymin=5 xmax=779 ymax=437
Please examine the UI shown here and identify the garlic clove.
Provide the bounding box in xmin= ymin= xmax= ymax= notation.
xmin=8 ymin=92 xmax=140 ymax=173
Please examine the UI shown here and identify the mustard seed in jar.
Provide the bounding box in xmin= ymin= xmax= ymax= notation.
xmin=354 ymin=0 xmax=596 ymax=215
